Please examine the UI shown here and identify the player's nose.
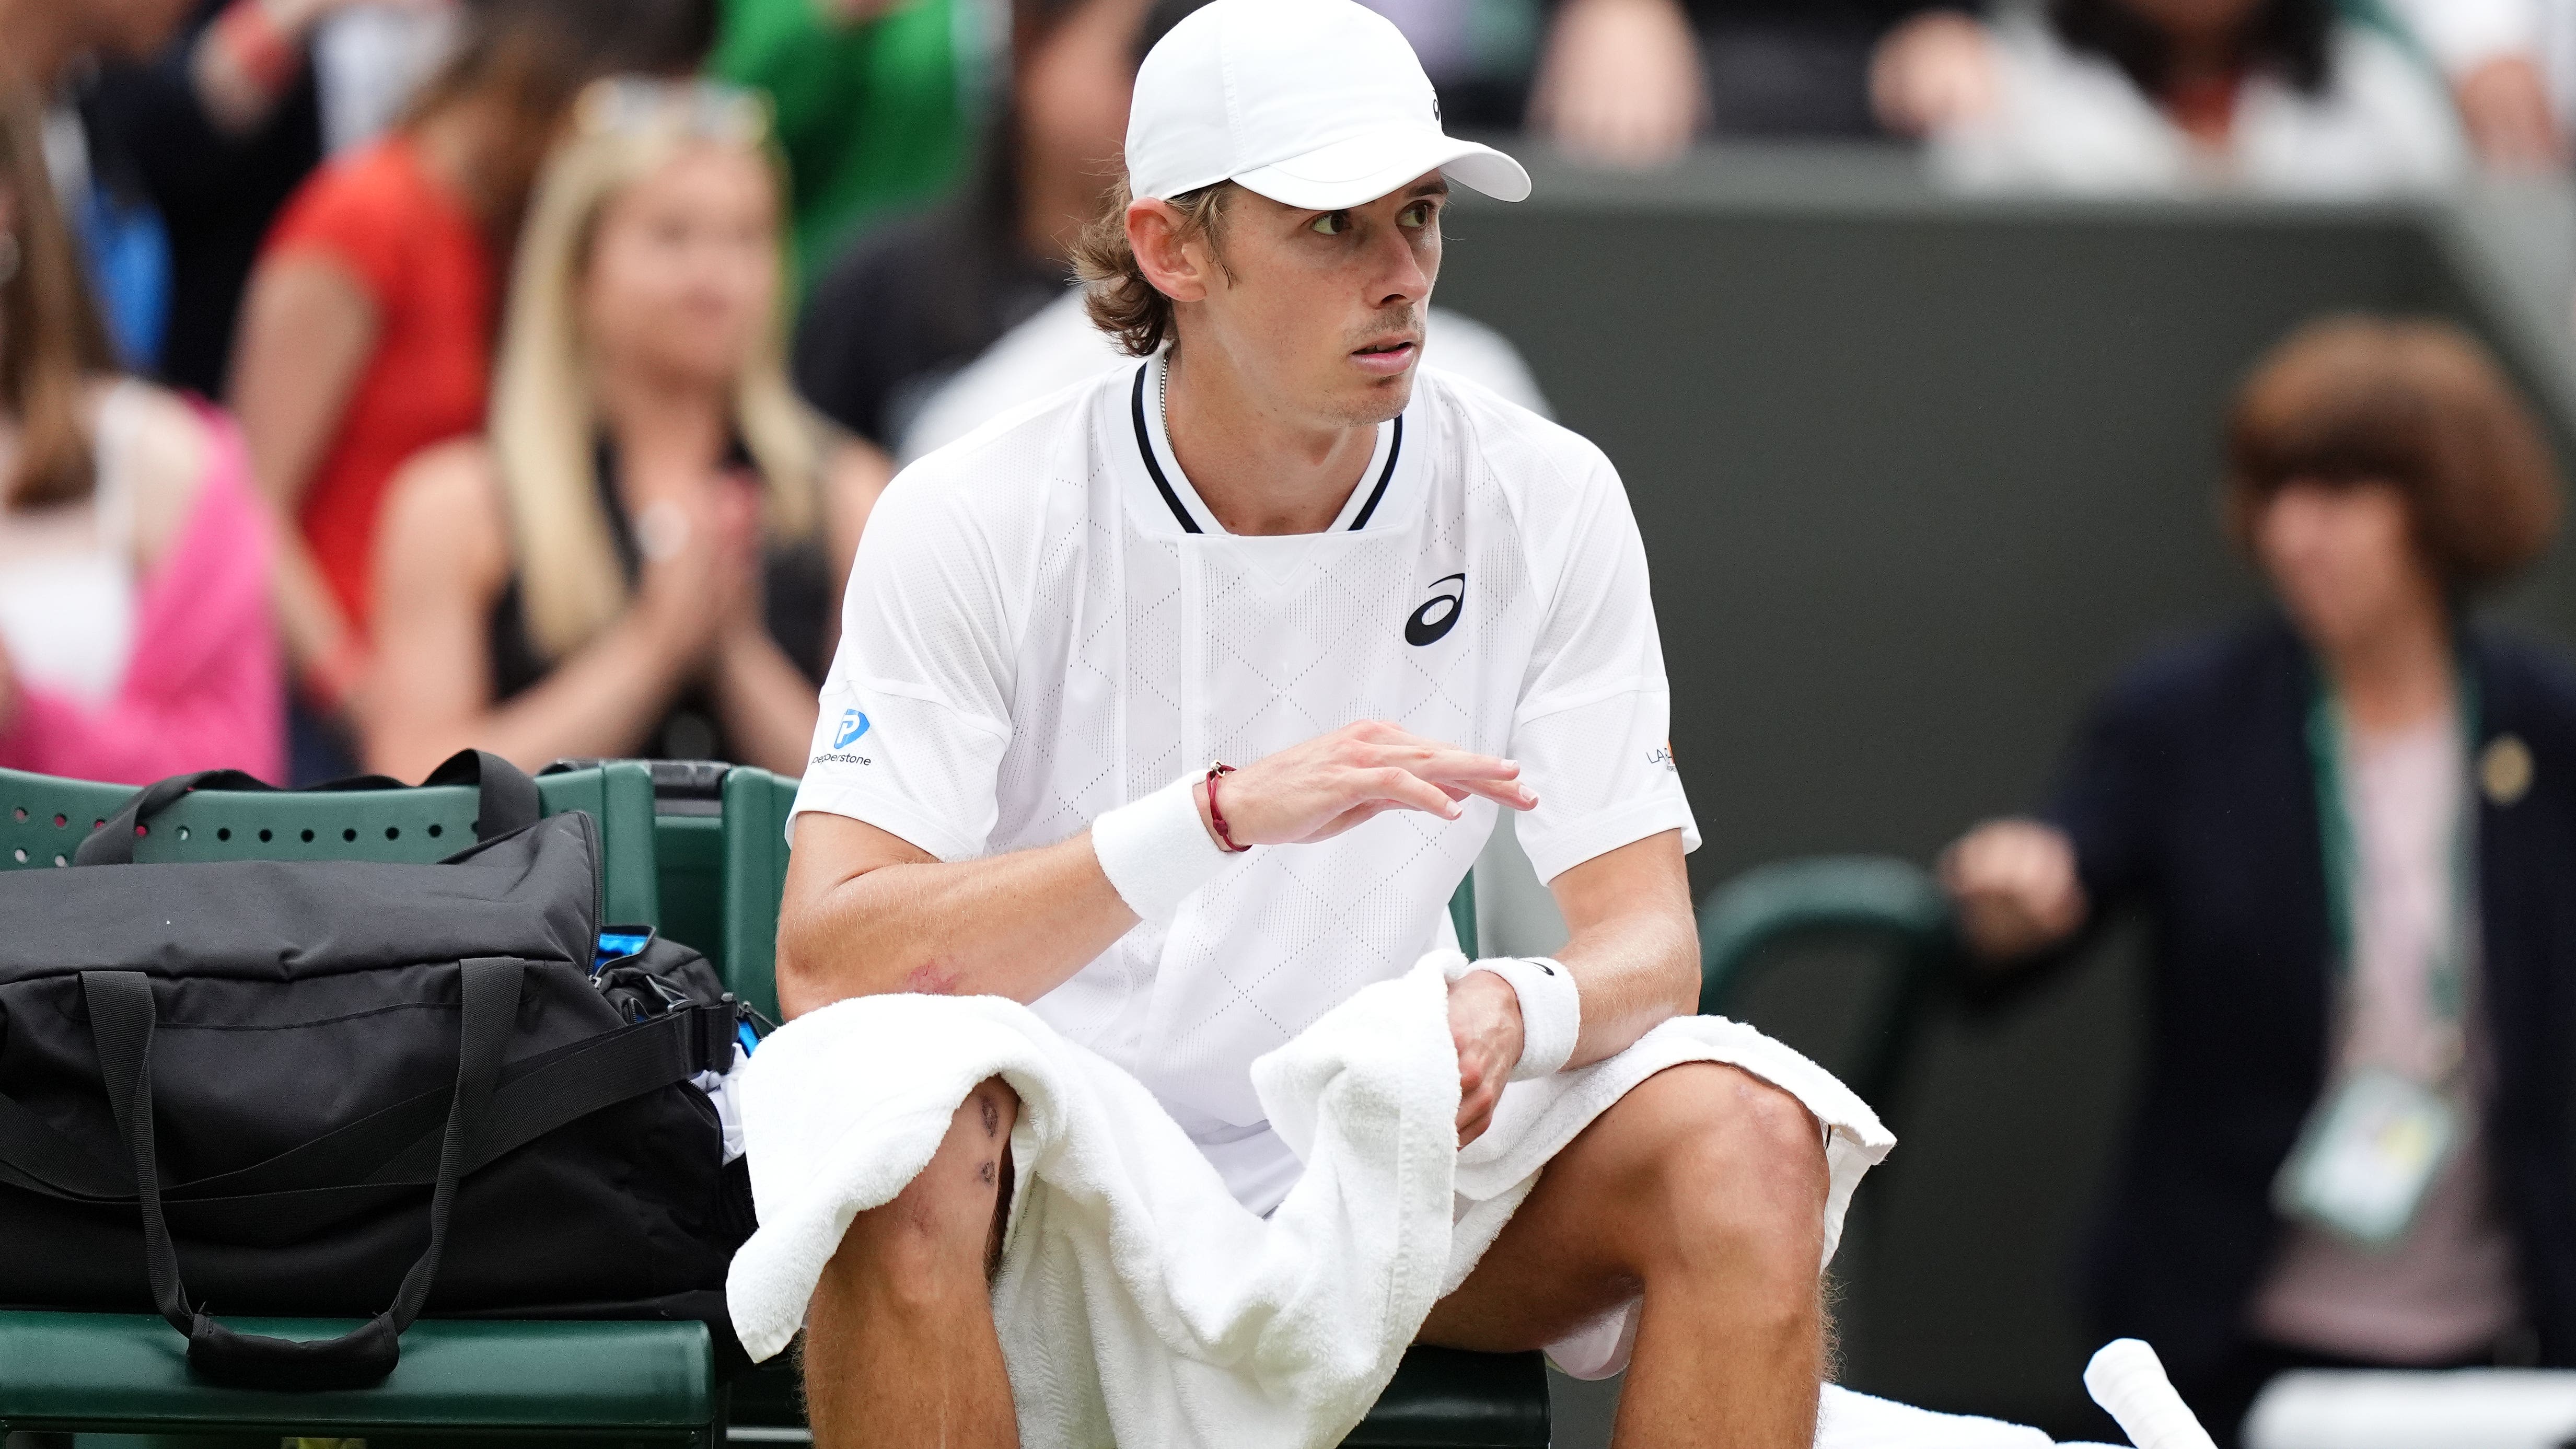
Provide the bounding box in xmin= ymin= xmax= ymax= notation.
xmin=1367 ymin=229 xmax=1431 ymax=305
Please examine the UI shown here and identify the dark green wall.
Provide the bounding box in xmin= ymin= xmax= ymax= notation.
xmin=1435 ymin=149 xmax=2575 ymax=1435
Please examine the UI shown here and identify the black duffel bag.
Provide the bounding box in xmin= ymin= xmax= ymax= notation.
xmin=0 ymin=752 xmax=753 ymax=1390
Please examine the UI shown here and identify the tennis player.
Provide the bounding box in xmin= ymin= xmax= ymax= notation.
xmin=776 ymin=2 xmax=1831 ymax=1443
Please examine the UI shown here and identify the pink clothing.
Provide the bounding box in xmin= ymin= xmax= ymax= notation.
xmin=2253 ymin=714 xmax=2520 ymax=1361
xmin=0 ymin=406 xmax=285 ymax=785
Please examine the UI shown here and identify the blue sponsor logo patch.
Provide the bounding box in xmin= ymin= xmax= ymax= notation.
xmin=833 ymin=709 xmax=871 ymax=749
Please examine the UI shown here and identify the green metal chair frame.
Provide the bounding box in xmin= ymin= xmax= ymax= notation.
xmin=0 ymin=762 xmax=723 ymax=1446
xmin=703 ymin=768 xmax=1548 ymax=1448
xmin=1695 ymin=854 xmax=1958 ymax=1116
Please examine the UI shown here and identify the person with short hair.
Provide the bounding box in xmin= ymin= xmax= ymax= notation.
xmin=776 ymin=2 xmax=1847 ymax=1445
xmin=1942 ymin=315 xmax=2576 ymax=1445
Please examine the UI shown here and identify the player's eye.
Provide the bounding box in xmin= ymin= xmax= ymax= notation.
xmin=1310 ymin=212 xmax=1348 ymax=236
xmin=1399 ymin=202 xmax=1435 ymax=228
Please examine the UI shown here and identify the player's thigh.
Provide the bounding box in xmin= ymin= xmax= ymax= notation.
xmin=1415 ymin=1067 xmax=1699 ymax=1350
xmin=1416 ymin=1062 xmax=1819 ymax=1351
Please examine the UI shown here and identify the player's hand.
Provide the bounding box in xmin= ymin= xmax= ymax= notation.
xmin=1196 ymin=720 xmax=1536 ymax=848
xmin=1939 ymin=817 xmax=2086 ymax=963
xmin=1448 ymin=969 xmax=1524 ymax=1146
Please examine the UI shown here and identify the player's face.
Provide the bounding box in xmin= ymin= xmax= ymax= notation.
xmin=1200 ymin=172 xmax=1448 ymax=428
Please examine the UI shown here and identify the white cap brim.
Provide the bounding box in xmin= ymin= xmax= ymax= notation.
xmin=1229 ymin=126 xmax=1530 ymax=210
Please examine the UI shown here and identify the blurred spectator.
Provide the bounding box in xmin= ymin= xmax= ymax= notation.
xmin=0 ymin=85 xmax=283 ymax=785
xmin=363 ymin=79 xmax=885 ymax=780
xmin=1941 ymin=317 xmax=2574 ymax=1444
xmin=85 ymin=0 xmax=457 ymax=400
xmin=0 ymin=0 xmax=198 ymax=369
xmin=900 ymin=288 xmax=1553 ymax=462
xmin=314 ymin=2 xmax=465 ymax=154
xmin=711 ymin=0 xmax=981 ymax=293
xmin=1874 ymin=0 xmax=2465 ymax=193
xmin=227 ymin=0 xmax=717 ymax=783
xmin=2381 ymin=0 xmax=2573 ymax=169
xmin=794 ymin=0 xmax=1175 ymax=450
xmin=1531 ymin=0 xmax=1960 ymax=166
xmin=1359 ymin=0 xmax=1545 ymax=130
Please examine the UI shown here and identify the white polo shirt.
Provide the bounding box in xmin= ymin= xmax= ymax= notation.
xmin=793 ymin=354 xmax=1698 ymax=1212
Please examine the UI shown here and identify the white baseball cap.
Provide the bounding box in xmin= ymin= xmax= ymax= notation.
xmin=1125 ymin=0 xmax=1531 ymax=211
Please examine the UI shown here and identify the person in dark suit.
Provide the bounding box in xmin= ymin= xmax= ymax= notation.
xmin=1941 ymin=314 xmax=2574 ymax=1446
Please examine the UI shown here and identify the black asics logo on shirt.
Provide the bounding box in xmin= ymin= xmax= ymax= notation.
xmin=1406 ymin=573 xmax=1466 ymax=646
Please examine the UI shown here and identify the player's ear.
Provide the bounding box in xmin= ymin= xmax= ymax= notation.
xmin=1128 ymin=196 xmax=1214 ymax=304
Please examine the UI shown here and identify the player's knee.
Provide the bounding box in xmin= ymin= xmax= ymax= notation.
xmin=1638 ymin=1068 xmax=1827 ymax=1282
xmin=831 ymin=1081 xmax=1016 ymax=1310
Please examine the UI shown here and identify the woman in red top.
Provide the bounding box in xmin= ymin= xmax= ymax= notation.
xmin=228 ymin=0 xmax=716 ymax=780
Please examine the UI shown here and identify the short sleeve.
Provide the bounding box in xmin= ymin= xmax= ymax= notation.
xmin=261 ymin=148 xmax=407 ymax=304
xmin=1507 ymin=453 xmax=1700 ymax=882
xmin=790 ymin=469 xmax=1019 ymax=861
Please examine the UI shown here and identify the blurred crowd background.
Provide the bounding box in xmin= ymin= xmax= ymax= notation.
xmin=10 ymin=0 xmax=2576 ymax=1444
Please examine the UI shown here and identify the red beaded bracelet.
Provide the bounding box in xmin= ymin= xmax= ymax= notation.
xmin=1203 ymin=762 xmax=1248 ymax=853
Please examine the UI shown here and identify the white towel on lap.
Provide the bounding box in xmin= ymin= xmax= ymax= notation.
xmin=727 ymin=949 xmax=1896 ymax=1449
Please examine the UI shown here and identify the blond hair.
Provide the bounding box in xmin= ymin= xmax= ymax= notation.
xmin=488 ymin=82 xmax=820 ymax=660
xmin=1070 ymin=176 xmax=1235 ymax=358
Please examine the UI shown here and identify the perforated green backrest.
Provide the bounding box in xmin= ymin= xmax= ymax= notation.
xmin=0 ymin=762 xmax=662 ymax=925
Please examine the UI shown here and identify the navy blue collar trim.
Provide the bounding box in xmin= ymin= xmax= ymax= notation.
xmin=1133 ymin=362 xmax=1406 ymax=535
xmin=1347 ymin=416 xmax=1403 ymax=531
xmin=1131 ymin=364 xmax=1202 ymax=534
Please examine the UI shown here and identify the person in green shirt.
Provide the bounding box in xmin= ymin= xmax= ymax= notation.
xmin=712 ymin=0 xmax=984 ymax=291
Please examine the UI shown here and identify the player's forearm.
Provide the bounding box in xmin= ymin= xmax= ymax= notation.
xmin=1552 ymin=905 xmax=1698 ymax=1069
xmin=775 ymin=833 xmax=1140 ymax=1015
xmin=1541 ymin=829 xmax=1700 ymax=1068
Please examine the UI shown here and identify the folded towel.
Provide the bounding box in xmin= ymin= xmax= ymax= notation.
xmin=728 ymin=949 xmax=1896 ymax=1449
xmin=1817 ymin=1385 xmax=2060 ymax=1448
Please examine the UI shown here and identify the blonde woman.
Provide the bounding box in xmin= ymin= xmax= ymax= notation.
xmin=363 ymin=78 xmax=885 ymax=781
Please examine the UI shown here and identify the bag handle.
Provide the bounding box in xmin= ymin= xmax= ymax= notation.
xmin=80 ymin=957 xmax=525 ymax=1390
xmin=73 ymin=749 xmax=541 ymax=866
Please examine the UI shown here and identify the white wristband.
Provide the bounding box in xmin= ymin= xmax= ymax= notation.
xmin=1442 ymin=955 xmax=1581 ymax=1080
xmin=1092 ymin=774 xmax=1231 ymax=922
